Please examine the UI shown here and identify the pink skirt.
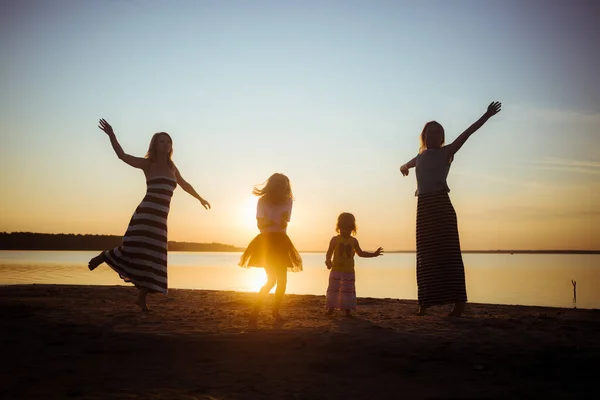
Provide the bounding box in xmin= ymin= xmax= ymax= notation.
xmin=326 ymin=270 xmax=357 ymax=310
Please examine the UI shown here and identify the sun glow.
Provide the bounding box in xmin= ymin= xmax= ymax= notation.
xmin=243 ymin=267 xmax=266 ymax=292
xmin=242 ymin=196 xmax=258 ymax=233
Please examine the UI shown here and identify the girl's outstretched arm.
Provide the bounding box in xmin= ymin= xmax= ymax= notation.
xmin=400 ymin=156 xmax=417 ymax=176
xmin=174 ymin=167 xmax=211 ymax=209
xmin=325 ymin=237 xmax=336 ymax=269
xmin=354 ymin=238 xmax=383 ymax=258
xmin=446 ymin=101 xmax=502 ymax=158
xmin=98 ymin=118 xmax=149 ymax=170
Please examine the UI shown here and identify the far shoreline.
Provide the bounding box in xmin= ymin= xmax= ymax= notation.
xmin=1 ymin=249 xmax=599 ymax=254
xmin=2 ymin=233 xmax=598 ymax=254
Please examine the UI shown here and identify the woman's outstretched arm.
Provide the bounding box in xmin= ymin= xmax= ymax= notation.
xmin=174 ymin=167 xmax=211 ymax=209
xmin=400 ymin=156 xmax=417 ymax=176
xmin=446 ymin=101 xmax=502 ymax=158
xmin=98 ymin=119 xmax=148 ymax=170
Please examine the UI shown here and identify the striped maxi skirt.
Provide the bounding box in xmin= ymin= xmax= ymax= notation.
xmin=102 ymin=176 xmax=176 ymax=294
xmin=416 ymin=191 xmax=467 ymax=306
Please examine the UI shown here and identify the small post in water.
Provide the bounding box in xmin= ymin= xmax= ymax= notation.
xmin=571 ymin=279 xmax=577 ymax=309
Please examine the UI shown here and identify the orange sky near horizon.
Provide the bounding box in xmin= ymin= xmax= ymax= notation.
xmin=1 ymin=1 xmax=599 ymax=252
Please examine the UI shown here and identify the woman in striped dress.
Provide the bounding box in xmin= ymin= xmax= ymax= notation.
xmin=88 ymin=119 xmax=211 ymax=311
xmin=400 ymin=102 xmax=502 ymax=317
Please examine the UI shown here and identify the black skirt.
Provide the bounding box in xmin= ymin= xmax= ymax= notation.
xmin=238 ymin=232 xmax=303 ymax=272
xmin=416 ymin=191 xmax=467 ymax=306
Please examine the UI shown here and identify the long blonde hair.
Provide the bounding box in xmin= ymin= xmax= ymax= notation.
xmin=419 ymin=121 xmax=445 ymax=154
xmin=145 ymin=132 xmax=174 ymax=170
xmin=252 ymin=173 xmax=293 ymax=205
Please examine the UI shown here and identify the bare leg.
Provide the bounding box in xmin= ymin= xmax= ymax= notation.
xmin=448 ymin=301 xmax=466 ymax=317
xmin=88 ymin=252 xmax=105 ymax=271
xmin=416 ymin=305 xmax=428 ymax=316
xmin=250 ymin=269 xmax=277 ymax=324
xmin=272 ymin=267 xmax=287 ymax=322
xmin=135 ymin=287 xmax=150 ymax=312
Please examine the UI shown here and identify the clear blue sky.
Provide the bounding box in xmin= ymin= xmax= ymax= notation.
xmin=1 ymin=0 xmax=598 ymax=250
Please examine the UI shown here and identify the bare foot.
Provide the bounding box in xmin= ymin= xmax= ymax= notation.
xmin=448 ymin=302 xmax=466 ymax=317
xmin=416 ymin=306 xmax=428 ymax=316
xmin=249 ymin=309 xmax=259 ymax=326
xmin=88 ymin=253 xmax=105 ymax=271
xmin=272 ymin=310 xmax=285 ymax=322
xmin=134 ymin=299 xmax=150 ymax=312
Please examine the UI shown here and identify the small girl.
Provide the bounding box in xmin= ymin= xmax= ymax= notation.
xmin=400 ymin=101 xmax=502 ymax=317
xmin=239 ymin=173 xmax=303 ymax=324
xmin=325 ymin=212 xmax=383 ymax=317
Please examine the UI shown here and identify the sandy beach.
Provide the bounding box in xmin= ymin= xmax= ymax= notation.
xmin=1 ymin=284 xmax=598 ymax=399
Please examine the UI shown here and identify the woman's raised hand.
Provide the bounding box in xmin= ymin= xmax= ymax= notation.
xmin=400 ymin=164 xmax=409 ymax=177
xmin=199 ymin=198 xmax=211 ymax=210
xmin=98 ymin=118 xmax=115 ymax=136
xmin=486 ymin=101 xmax=502 ymax=117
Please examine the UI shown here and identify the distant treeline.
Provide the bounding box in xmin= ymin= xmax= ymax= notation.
xmin=1 ymin=232 xmax=598 ymax=254
xmin=0 ymin=232 xmax=244 ymax=252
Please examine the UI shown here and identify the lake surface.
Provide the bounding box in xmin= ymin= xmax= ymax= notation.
xmin=0 ymin=251 xmax=598 ymax=309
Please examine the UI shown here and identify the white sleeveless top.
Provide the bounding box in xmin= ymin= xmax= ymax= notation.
xmin=415 ymin=147 xmax=452 ymax=196
xmin=256 ymin=197 xmax=293 ymax=233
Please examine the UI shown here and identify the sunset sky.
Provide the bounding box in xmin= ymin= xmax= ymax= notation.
xmin=1 ymin=0 xmax=598 ymax=251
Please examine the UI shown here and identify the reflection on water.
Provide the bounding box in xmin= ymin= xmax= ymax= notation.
xmin=0 ymin=251 xmax=598 ymax=309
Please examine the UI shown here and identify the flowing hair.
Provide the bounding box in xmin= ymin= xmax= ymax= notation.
xmin=252 ymin=173 xmax=293 ymax=205
xmin=336 ymin=212 xmax=357 ymax=235
xmin=419 ymin=121 xmax=445 ymax=154
xmin=145 ymin=132 xmax=175 ymax=170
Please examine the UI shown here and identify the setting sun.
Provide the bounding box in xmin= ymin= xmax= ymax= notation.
xmin=241 ymin=267 xmax=266 ymax=292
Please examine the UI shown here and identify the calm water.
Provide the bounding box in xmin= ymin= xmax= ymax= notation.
xmin=0 ymin=251 xmax=598 ymax=309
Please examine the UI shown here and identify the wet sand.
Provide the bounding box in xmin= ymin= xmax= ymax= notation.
xmin=1 ymin=284 xmax=598 ymax=399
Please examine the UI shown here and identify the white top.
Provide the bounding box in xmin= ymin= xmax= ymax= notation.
xmin=256 ymin=197 xmax=293 ymax=233
xmin=414 ymin=147 xmax=452 ymax=196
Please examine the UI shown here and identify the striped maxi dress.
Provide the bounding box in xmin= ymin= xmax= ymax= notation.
xmin=103 ymin=176 xmax=177 ymax=294
xmin=416 ymin=191 xmax=467 ymax=306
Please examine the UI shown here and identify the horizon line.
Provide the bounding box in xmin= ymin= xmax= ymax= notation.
xmin=1 ymin=231 xmax=599 ymax=254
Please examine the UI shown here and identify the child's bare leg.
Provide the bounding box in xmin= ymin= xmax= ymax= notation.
xmin=416 ymin=305 xmax=428 ymax=316
xmin=88 ymin=252 xmax=105 ymax=271
xmin=251 ymin=270 xmax=276 ymax=323
xmin=135 ymin=287 xmax=150 ymax=311
xmin=448 ymin=301 xmax=466 ymax=317
xmin=272 ymin=267 xmax=287 ymax=322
